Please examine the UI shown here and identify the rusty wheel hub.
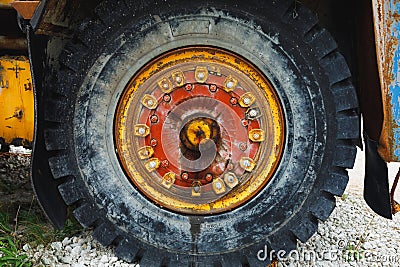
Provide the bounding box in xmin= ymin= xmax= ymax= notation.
xmin=114 ymin=47 xmax=285 ymax=214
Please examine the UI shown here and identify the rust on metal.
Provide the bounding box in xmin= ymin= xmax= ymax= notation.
xmin=0 ymin=56 xmax=33 ymax=147
xmin=114 ymin=46 xmax=285 ymax=214
xmin=0 ymin=36 xmax=27 ymax=51
xmin=11 ymin=1 xmax=40 ymax=20
xmin=390 ymin=168 xmax=400 ymax=214
xmin=372 ymin=0 xmax=400 ymax=162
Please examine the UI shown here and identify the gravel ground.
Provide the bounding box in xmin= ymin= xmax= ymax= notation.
xmin=1 ymin=148 xmax=400 ymax=266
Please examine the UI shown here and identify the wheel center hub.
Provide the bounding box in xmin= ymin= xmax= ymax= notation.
xmin=114 ymin=46 xmax=285 ymax=214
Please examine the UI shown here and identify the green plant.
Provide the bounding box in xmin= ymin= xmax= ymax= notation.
xmin=0 ymin=212 xmax=31 ymax=267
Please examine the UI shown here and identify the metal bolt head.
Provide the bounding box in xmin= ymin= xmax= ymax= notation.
xmin=181 ymin=172 xmax=189 ymax=180
xmin=227 ymin=175 xmax=235 ymax=183
xmin=243 ymin=97 xmax=251 ymax=105
xmin=175 ymin=76 xmax=182 ymax=83
xmin=150 ymin=115 xmax=159 ymax=123
xmin=161 ymin=160 xmax=169 ymax=168
xmin=215 ymin=182 xmax=222 ymax=190
xmin=138 ymin=127 xmax=146 ymax=135
xmin=243 ymin=160 xmax=250 ymax=167
xmin=185 ymin=84 xmax=192 ymax=91
xmin=149 ymin=160 xmax=157 ymax=169
xmin=249 ymin=109 xmax=258 ymax=117
xmin=163 ymin=94 xmax=171 ymax=102
xmin=226 ymin=81 xmax=234 ymax=89
xmin=209 ymin=84 xmax=217 ymax=92
xmin=194 ymin=185 xmax=201 ymax=193
xmin=205 ymin=173 xmax=213 ymax=182
xmin=253 ymin=133 xmax=260 ymax=140
xmin=197 ymin=72 xmax=205 ymax=80
xmin=163 ymin=83 xmax=169 ymax=89
xmin=230 ymin=97 xmax=238 ymax=105
xmin=150 ymin=138 xmax=158 ymax=147
xmin=241 ymin=119 xmax=249 ymax=127
xmin=147 ymin=99 xmax=154 ymax=106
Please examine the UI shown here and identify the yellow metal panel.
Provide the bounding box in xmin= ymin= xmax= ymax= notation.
xmin=0 ymin=56 xmax=34 ymax=146
xmin=0 ymin=0 xmax=13 ymax=8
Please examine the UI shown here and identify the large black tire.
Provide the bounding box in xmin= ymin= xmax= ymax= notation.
xmin=43 ymin=1 xmax=359 ymax=266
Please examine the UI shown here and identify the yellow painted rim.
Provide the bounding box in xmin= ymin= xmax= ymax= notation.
xmin=114 ymin=46 xmax=285 ymax=214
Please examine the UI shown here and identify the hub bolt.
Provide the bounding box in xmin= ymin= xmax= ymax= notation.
xmin=150 ymin=138 xmax=158 ymax=147
xmin=149 ymin=161 xmax=157 ymax=169
xmin=215 ymin=182 xmax=222 ymax=190
xmin=243 ymin=160 xmax=251 ymax=167
xmin=150 ymin=115 xmax=159 ymax=123
xmin=181 ymin=172 xmax=189 ymax=180
xmin=163 ymin=94 xmax=171 ymax=102
xmin=226 ymin=81 xmax=234 ymax=89
xmin=241 ymin=119 xmax=249 ymax=127
xmin=205 ymin=173 xmax=213 ymax=182
xmin=193 ymin=185 xmax=201 ymax=193
xmin=249 ymin=109 xmax=258 ymax=118
xmin=230 ymin=97 xmax=238 ymax=105
xmin=138 ymin=127 xmax=146 ymax=135
xmin=185 ymin=84 xmax=193 ymax=91
xmin=161 ymin=160 xmax=169 ymax=168
xmin=209 ymin=84 xmax=217 ymax=92
xmin=243 ymin=97 xmax=251 ymax=105
xmin=227 ymin=175 xmax=235 ymax=183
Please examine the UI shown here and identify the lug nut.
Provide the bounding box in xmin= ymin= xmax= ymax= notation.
xmin=227 ymin=175 xmax=235 ymax=183
xmin=226 ymin=81 xmax=234 ymax=89
xmin=185 ymin=84 xmax=193 ymax=91
xmin=209 ymin=84 xmax=217 ymax=92
xmin=230 ymin=97 xmax=238 ymax=105
xmin=163 ymin=94 xmax=171 ymax=102
xmin=149 ymin=161 xmax=157 ymax=168
xmin=181 ymin=172 xmax=189 ymax=180
xmin=161 ymin=160 xmax=169 ymax=168
xmin=150 ymin=114 xmax=159 ymax=123
xmin=248 ymin=109 xmax=258 ymax=118
xmin=205 ymin=173 xmax=213 ymax=182
xmin=215 ymin=182 xmax=222 ymax=190
xmin=243 ymin=97 xmax=251 ymax=105
xmin=138 ymin=127 xmax=146 ymax=135
xmin=150 ymin=138 xmax=158 ymax=147
xmin=193 ymin=185 xmax=201 ymax=193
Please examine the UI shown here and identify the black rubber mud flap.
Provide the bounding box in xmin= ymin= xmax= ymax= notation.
xmin=363 ymin=132 xmax=392 ymax=219
xmin=28 ymin=26 xmax=67 ymax=228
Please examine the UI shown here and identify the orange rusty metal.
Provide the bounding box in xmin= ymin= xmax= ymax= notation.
xmin=0 ymin=0 xmax=13 ymax=8
xmin=114 ymin=46 xmax=285 ymax=215
xmin=372 ymin=0 xmax=400 ymax=162
xmin=11 ymin=1 xmax=40 ymax=20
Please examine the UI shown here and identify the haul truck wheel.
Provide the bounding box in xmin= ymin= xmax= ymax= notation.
xmin=43 ymin=0 xmax=358 ymax=266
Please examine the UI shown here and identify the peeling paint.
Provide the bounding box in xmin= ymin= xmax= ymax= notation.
xmin=373 ymin=0 xmax=400 ymax=162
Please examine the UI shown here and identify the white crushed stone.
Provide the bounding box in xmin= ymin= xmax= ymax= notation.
xmin=17 ymin=149 xmax=400 ymax=266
